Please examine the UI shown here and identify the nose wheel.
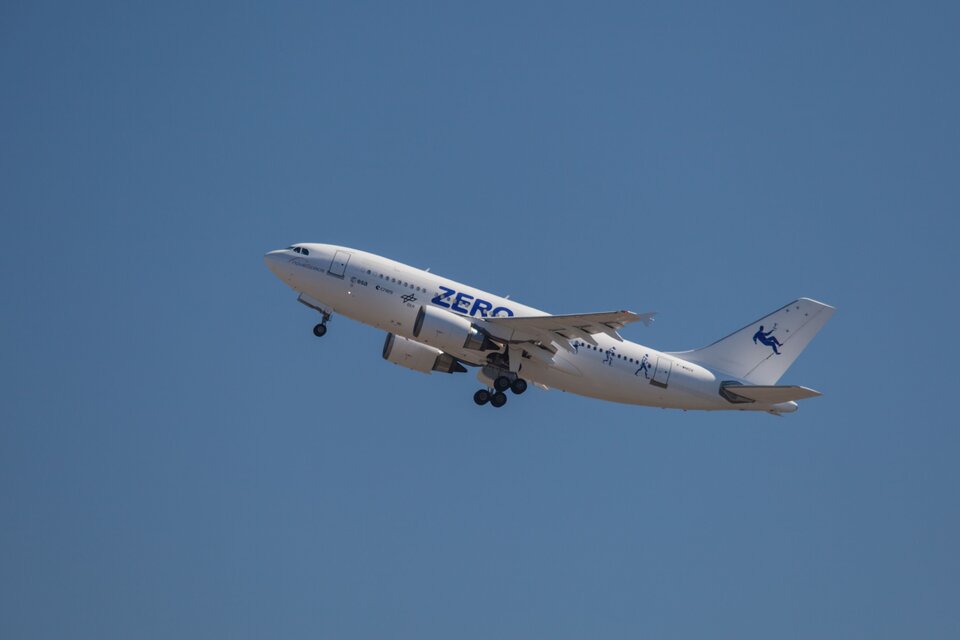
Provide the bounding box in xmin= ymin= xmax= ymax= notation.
xmin=311 ymin=312 xmax=332 ymax=337
xmin=297 ymin=294 xmax=333 ymax=338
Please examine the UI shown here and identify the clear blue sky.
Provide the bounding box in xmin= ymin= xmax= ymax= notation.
xmin=2 ymin=2 xmax=958 ymax=638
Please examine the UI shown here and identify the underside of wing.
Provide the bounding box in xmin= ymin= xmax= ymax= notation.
xmin=719 ymin=384 xmax=822 ymax=404
xmin=483 ymin=310 xmax=655 ymax=349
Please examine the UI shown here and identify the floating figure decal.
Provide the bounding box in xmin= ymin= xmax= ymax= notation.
xmin=753 ymin=323 xmax=784 ymax=355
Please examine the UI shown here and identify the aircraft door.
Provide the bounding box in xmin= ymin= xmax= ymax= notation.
xmin=651 ymin=356 xmax=672 ymax=388
xmin=329 ymin=250 xmax=351 ymax=278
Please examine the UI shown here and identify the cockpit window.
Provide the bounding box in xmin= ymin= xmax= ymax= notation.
xmin=301 ymin=248 xmax=309 ymax=255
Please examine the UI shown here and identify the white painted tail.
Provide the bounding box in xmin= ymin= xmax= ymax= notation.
xmin=671 ymin=298 xmax=835 ymax=385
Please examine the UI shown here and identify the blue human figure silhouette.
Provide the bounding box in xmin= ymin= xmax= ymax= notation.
xmin=752 ymin=324 xmax=783 ymax=355
xmin=635 ymin=353 xmax=651 ymax=378
xmin=603 ymin=347 xmax=616 ymax=365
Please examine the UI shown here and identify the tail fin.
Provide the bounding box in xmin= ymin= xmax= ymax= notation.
xmin=671 ymin=298 xmax=835 ymax=385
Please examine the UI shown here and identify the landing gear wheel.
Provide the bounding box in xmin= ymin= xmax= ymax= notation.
xmin=490 ymin=391 xmax=508 ymax=408
xmin=494 ymin=376 xmax=512 ymax=392
xmin=312 ymin=323 xmax=327 ymax=337
xmin=473 ymin=389 xmax=491 ymax=406
xmin=510 ymin=378 xmax=528 ymax=395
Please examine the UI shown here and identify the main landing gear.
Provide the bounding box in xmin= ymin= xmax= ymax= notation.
xmin=473 ymin=375 xmax=528 ymax=409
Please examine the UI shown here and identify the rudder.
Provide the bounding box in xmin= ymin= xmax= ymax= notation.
xmin=670 ymin=298 xmax=835 ymax=385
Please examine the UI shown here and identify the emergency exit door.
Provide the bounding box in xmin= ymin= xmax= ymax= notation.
xmin=328 ymin=250 xmax=351 ymax=278
xmin=651 ymin=356 xmax=672 ymax=388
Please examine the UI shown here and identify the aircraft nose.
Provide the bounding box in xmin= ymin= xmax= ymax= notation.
xmin=264 ymin=249 xmax=287 ymax=275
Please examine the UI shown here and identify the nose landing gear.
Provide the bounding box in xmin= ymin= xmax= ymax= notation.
xmin=311 ymin=312 xmax=331 ymax=337
xmin=297 ymin=294 xmax=334 ymax=339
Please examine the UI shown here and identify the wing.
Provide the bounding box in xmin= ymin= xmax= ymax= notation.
xmin=721 ymin=384 xmax=822 ymax=404
xmin=482 ymin=310 xmax=656 ymax=355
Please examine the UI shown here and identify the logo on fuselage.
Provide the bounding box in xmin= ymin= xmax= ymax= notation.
xmin=432 ymin=286 xmax=514 ymax=318
xmin=290 ymin=257 xmax=324 ymax=272
xmin=401 ymin=293 xmax=417 ymax=304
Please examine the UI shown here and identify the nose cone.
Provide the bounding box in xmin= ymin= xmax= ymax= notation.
xmin=264 ymin=250 xmax=288 ymax=277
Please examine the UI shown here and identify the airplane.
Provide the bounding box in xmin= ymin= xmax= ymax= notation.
xmin=265 ymin=243 xmax=835 ymax=415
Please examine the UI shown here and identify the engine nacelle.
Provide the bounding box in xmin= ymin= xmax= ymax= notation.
xmin=412 ymin=305 xmax=499 ymax=353
xmin=382 ymin=333 xmax=467 ymax=374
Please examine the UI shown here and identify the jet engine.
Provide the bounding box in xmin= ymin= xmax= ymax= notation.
xmin=412 ymin=305 xmax=499 ymax=353
xmin=382 ymin=333 xmax=467 ymax=374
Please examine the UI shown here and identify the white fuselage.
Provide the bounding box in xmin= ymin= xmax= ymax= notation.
xmin=265 ymin=243 xmax=794 ymax=413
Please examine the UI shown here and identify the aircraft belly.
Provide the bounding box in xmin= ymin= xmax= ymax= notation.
xmin=522 ymin=350 xmax=726 ymax=410
xmin=521 ymin=357 xmax=649 ymax=405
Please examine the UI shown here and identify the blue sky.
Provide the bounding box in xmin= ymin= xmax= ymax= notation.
xmin=2 ymin=1 xmax=958 ymax=638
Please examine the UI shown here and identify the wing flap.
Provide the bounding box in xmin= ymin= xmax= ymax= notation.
xmin=484 ymin=310 xmax=655 ymax=343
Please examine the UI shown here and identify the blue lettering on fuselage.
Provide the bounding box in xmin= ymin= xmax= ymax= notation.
xmin=432 ymin=286 xmax=455 ymax=308
xmin=451 ymin=292 xmax=473 ymax=314
xmin=431 ymin=285 xmax=513 ymax=318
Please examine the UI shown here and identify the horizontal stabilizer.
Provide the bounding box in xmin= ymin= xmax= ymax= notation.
xmin=720 ymin=384 xmax=822 ymax=404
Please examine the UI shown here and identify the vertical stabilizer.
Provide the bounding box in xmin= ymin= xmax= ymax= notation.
xmin=670 ymin=298 xmax=835 ymax=385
